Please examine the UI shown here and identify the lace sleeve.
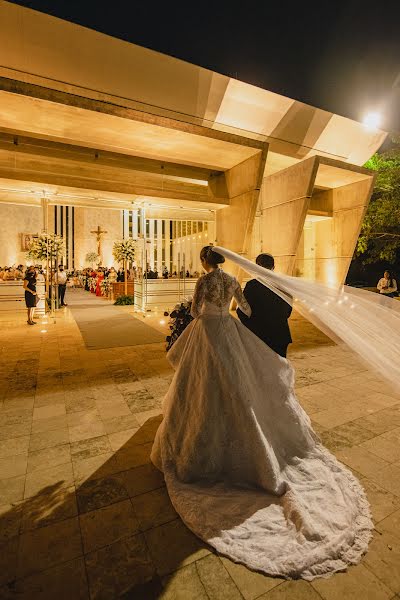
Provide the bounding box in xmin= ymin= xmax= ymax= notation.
xmin=191 ymin=276 xmax=206 ymax=318
xmin=234 ymin=280 xmax=251 ymax=317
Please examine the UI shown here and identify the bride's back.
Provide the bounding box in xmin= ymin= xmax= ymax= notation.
xmin=191 ymin=270 xmax=251 ymax=317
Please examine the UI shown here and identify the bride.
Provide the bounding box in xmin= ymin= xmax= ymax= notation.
xmin=151 ymin=245 xmax=372 ymax=580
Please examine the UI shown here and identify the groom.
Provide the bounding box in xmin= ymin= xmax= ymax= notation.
xmin=237 ymin=253 xmax=292 ymax=357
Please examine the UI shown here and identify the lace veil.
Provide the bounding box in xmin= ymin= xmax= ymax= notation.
xmin=213 ymin=246 xmax=400 ymax=391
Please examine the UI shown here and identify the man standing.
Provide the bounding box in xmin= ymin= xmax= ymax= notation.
xmin=237 ymin=253 xmax=292 ymax=358
xmin=57 ymin=265 xmax=68 ymax=307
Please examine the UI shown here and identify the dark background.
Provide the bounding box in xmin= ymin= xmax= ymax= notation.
xmin=9 ymin=0 xmax=400 ymax=132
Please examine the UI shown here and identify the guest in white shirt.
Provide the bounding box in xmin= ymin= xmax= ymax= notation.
xmin=377 ymin=270 xmax=398 ymax=298
xmin=56 ymin=266 xmax=68 ymax=306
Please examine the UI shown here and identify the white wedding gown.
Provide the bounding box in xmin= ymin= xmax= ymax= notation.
xmin=151 ymin=269 xmax=372 ymax=580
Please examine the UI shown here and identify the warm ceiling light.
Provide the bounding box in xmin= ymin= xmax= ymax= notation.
xmin=362 ymin=112 xmax=382 ymax=130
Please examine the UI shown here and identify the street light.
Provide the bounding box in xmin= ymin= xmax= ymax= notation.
xmin=363 ymin=112 xmax=382 ymax=130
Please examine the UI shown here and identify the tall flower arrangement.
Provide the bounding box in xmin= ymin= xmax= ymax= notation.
xmin=85 ymin=252 xmax=100 ymax=268
xmin=27 ymin=233 xmax=65 ymax=261
xmin=26 ymin=233 xmax=65 ymax=311
xmin=113 ymin=239 xmax=136 ymax=295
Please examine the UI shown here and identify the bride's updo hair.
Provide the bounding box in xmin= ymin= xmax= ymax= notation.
xmin=200 ymin=245 xmax=225 ymax=267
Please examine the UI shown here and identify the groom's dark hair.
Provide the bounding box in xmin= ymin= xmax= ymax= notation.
xmin=256 ymin=253 xmax=275 ymax=270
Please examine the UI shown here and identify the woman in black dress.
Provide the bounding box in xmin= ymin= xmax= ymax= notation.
xmin=23 ymin=266 xmax=38 ymax=325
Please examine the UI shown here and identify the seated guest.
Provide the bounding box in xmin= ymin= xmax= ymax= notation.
xmin=237 ymin=253 xmax=292 ymax=358
xmin=377 ymin=270 xmax=398 ymax=297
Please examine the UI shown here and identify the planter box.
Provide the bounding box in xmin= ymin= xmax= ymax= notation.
xmin=112 ymin=282 xmax=134 ymax=300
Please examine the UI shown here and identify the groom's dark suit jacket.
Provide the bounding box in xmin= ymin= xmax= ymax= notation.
xmin=237 ymin=279 xmax=292 ymax=357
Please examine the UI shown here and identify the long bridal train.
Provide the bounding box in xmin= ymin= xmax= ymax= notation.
xmin=151 ymin=267 xmax=372 ymax=581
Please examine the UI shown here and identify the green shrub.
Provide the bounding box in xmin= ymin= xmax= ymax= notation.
xmin=114 ymin=295 xmax=135 ymax=305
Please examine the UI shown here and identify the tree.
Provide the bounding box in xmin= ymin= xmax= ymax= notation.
xmin=357 ymin=139 xmax=400 ymax=264
xmin=113 ymin=239 xmax=136 ymax=295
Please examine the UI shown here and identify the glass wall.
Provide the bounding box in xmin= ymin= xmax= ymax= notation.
xmin=123 ymin=210 xmax=215 ymax=276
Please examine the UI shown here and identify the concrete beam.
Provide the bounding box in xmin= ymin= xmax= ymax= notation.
xmin=0 ymin=76 xmax=266 ymax=152
xmin=0 ymin=132 xmax=218 ymax=182
xmin=0 ymin=146 xmax=219 ymax=204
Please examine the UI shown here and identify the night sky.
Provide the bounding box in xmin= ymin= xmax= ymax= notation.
xmin=9 ymin=0 xmax=400 ymax=131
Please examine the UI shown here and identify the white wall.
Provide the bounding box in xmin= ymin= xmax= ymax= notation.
xmin=74 ymin=207 xmax=122 ymax=269
xmin=0 ymin=203 xmax=42 ymax=266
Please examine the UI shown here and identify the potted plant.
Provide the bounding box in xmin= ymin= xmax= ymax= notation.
xmin=113 ymin=239 xmax=136 ymax=295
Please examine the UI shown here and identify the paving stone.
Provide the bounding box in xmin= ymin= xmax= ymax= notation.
xmin=363 ymin=530 xmax=400 ymax=594
xmin=311 ymin=563 xmax=393 ymax=600
xmin=85 ymin=533 xmax=155 ymax=600
xmin=359 ymin=435 xmax=400 ymax=463
xmin=80 ymin=498 xmax=140 ymax=553
xmin=0 ymin=535 xmax=19 ymax=586
xmin=107 ymin=427 xmax=139 ymax=451
xmin=32 ymin=404 xmax=66 ymax=421
xmin=27 ymin=443 xmax=71 ymax=473
xmin=221 ymin=556 xmax=282 ymax=599
xmin=0 ymin=475 xmax=25 ymax=504
xmin=161 ymin=563 xmax=207 ymax=599
xmin=359 ymin=477 xmax=400 ymax=522
xmin=335 ymin=446 xmax=390 ymax=479
xmin=0 ymin=502 xmax=23 ymax=542
xmin=196 ymin=554 xmax=242 ymax=599
xmin=121 ymin=463 xmax=165 ymax=497
xmin=144 ymin=519 xmax=210 ymax=577
xmin=376 ymin=507 xmax=400 ymax=538
xmin=115 ymin=441 xmax=153 ymax=471
xmin=131 ymin=487 xmax=177 ymax=531
xmin=24 ymin=462 xmax=74 ymax=498
xmin=18 ymin=516 xmax=82 ymax=579
xmin=29 ymin=428 xmax=70 ymax=452
xmin=102 ymin=414 xmax=141 ymax=435
xmin=0 ymin=454 xmax=28 ymax=479
xmin=72 ymin=452 xmax=120 ymax=485
xmin=258 ymin=580 xmax=319 ymax=599
xmin=70 ymin=435 xmax=111 ymax=462
xmin=21 ymin=485 xmax=78 ymax=531
xmin=76 ymin=474 xmax=129 ymax=514
xmin=10 ymin=557 xmax=89 ymax=600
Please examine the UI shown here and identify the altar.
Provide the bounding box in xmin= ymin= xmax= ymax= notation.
xmin=0 ymin=280 xmax=46 ymax=315
xmin=134 ymin=278 xmax=198 ymax=312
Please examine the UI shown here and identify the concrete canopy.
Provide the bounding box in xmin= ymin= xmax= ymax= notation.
xmin=0 ymin=0 xmax=387 ymax=282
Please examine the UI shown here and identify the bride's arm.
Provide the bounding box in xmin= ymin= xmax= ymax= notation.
xmin=190 ymin=277 xmax=206 ymax=318
xmin=234 ymin=281 xmax=252 ymax=317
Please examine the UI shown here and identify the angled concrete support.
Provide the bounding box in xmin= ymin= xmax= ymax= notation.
xmin=298 ymin=177 xmax=375 ymax=285
xmin=211 ymin=145 xmax=268 ymax=277
xmin=259 ymin=157 xmax=318 ymax=274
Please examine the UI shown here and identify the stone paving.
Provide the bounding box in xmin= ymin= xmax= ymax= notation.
xmin=1 ymin=290 xmax=400 ymax=599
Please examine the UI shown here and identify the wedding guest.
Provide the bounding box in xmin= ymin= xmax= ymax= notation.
xmin=23 ymin=266 xmax=38 ymax=325
xmin=96 ymin=268 xmax=104 ymax=296
xmin=108 ymin=267 xmax=117 ymax=284
xmin=57 ymin=265 xmax=68 ymax=306
xmin=377 ymin=270 xmax=398 ymax=297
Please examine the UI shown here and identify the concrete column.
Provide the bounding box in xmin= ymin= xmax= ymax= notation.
xmin=259 ymin=157 xmax=318 ymax=274
xmin=41 ymin=197 xmax=48 ymax=232
xmin=211 ymin=147 xmax=268 ymax=277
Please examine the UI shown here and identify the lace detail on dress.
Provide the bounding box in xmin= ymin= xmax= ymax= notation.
xmin=190 ymin=270 xmax=251 ymax=318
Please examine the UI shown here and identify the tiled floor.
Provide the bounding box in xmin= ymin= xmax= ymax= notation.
xmin=1 ymin=290 xmax=400 ymax=599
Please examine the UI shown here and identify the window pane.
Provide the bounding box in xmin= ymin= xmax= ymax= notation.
xmin=198 ymin=222 xmax=203 ymax=233
xmin=187 ymin=222 xmax=192 ymax=235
